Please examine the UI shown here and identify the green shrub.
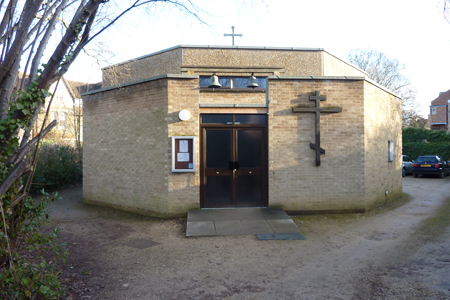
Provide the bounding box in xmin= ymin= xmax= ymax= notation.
xmin=0 ymin=189 xmax=67 ymax=300
xmin=29 ymin=142 xmax=82 ymax=194
xmin=403 ymin=128 xmax=450 ymax=160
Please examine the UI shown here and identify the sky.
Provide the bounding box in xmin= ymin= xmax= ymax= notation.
xmin=64 ymin=0 xmax=450 ymax=117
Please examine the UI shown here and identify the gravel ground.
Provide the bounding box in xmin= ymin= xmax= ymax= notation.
xmin=47 ymin=176 xmax=450 ymax=300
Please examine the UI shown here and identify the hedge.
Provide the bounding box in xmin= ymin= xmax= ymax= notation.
xmin=402 ymin=128 xmax=450 ymax=160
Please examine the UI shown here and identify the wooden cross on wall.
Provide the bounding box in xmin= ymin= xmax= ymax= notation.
xmin=292 ymin=91 xmax=342 ymax=166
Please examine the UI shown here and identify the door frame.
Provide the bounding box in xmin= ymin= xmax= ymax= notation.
xmin=200 ymin=114 xmax=268 ymax=208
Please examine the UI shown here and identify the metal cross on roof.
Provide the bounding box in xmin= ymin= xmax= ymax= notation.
xmin=224 ymin=26 xmax=243 ymax=46
xmin=292 ymin=91 xmax=343 ymax=166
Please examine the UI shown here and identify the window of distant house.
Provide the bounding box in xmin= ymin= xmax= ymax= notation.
xmin=51 ymin=111 xmax=58 ymax=121
xmin=75 ymin=99 xmax=83 ymax=106
xmin=59 ymin=112 xmax=66 ymax=129
xmin=199 ymin=76 xmax=267 ymax=89
xmin=431 ymin=107 xmax=437 ymax=115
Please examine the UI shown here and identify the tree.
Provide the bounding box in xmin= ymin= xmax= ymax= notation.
xmin=0 ymin=0 xmax=214 ymax=296
xmin=347 ymin=48 xmax=419 ymax=127
xmin=441 ymin=0 xmax=450 ymax=22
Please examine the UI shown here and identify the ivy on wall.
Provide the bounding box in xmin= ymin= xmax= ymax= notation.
xmin=402 ymin=128 xmax=450 ymax=160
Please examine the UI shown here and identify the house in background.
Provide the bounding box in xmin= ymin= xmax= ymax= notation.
xmin=32 ymin=77 xmax=101 ymax=144
xmin=429 ymin=89 xmax=450 ymax=131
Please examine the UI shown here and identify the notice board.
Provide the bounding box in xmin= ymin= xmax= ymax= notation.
xmin=172 ymin=136 xmax=196 ymax=172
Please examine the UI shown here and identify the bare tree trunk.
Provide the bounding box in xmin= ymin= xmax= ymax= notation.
xmin=38 ymin=0 xmax=105 ymax=89
xmin=0 ymin=121 xmax=56 ymax=195
xmin=0 ymin=0 xmax=18 ymax=38
xmin=0 ymin=57 xmax=20 ymax=119
xmin=19 ymin=0 xmax=103 ymax=146
xmin=29 ymin=0 xmax=68 ymax=82
xmin=0 ymin=0 xmax=42 ymax=82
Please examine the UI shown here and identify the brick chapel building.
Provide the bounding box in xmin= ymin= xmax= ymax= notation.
xmin=82 ymin=45 xmax=403 ymax=218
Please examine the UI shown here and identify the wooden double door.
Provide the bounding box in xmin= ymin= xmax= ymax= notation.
xmin=200 ymin=114 xmax=268 ymax=208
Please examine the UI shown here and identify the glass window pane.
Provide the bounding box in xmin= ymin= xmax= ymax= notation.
xmin=232 ymin=77 xmax=248 ymax=88
xmin=206 ymin=130 xmax=231 ymax=168
xmin=219 ymin=78 xmax=230 ymax=87
xmin=235 ymin=115 xmax=266 ymax=125
xmin=199 ymin=77 xmax=209 ymax=87
xmin=205 ymin=176 xmax=232 ymax=205
xmin=202 ymin=115 xmax=233 ymax=124
xmin=257 ymin=78 xmax=266 ymax=88
xmin=237 ymin=130 xmax=262 ymax=168
xmin=236 ymin=175 xmax=262 ymax=204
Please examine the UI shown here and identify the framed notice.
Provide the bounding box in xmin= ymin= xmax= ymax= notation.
xmin=172 ymin=136 xmax=196 ymax=172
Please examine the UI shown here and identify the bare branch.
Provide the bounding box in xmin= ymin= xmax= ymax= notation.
xmin=11 ymin=120 xmax=57 ymax=165
xmin=29 ymin=0 xmax=69 ymax=82
xmin=440 ymin=0 xmax=450 ymax=22
xmin=0 ymin=0 xmax=43 ymax=81
xmin=348 ymin=48 xmax=419 ymax=127
xmin=0 ymin=0 xmax=18 ymax=39
xmin=38 ymin=0 xmax=105 ymax=89
xmin=69 ymin=0 xmax=210 ymax=64
xmin=0 ymin=160 xmax=27 ymax=196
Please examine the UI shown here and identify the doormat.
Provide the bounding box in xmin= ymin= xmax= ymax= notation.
xmin=256 ymin=233 xmax=306 ymax=240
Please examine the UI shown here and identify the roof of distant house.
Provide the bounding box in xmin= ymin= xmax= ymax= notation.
xmin=431 ymin=89 xmax=450 ymax=106
xmin=63 ymin=79 xmax=102 ymax=98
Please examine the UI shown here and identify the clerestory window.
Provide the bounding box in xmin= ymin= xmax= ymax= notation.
xmin=199 ymin=76 xmax=267 ymax=89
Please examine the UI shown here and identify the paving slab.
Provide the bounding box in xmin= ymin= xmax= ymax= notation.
xmin=186 ymin=208 xmax=302 ymax=237
xmin=185 ymin=221 xmax=216 ymax=237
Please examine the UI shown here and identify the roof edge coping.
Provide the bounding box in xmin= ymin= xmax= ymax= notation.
xmin=81 ymin=74 xmax=199 ymax=96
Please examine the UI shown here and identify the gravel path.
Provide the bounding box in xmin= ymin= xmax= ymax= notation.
xmin=49 ymin=176 xmax=450 ymax=299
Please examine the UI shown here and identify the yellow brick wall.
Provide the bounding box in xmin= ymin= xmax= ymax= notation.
xmin=268 ymin=79 xmax=366 ymax=212
xmin=167 ymin=79 xmax=201 ymax=213
xmin=83 ymin=80 xmax=171 ymax=216
xmin=322 ymin=52 xmax=367 ymax=77
xmin=102 ymin=48 xmax=181 ymax=88
xmin=182 ymin=48 xmax=322 ymax=76
xmin=83 ymin=75 xmax=402 ymax=217
xmin=199 ymin=91 xmax=266 ymax=105
xmin=363 ymin=81 xmax=402 ymax=208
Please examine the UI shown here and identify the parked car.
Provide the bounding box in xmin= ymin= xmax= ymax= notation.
xmin=413 ymin=155 xmax=450 ymax=178
xmin=402 ymin=155 xmax=414 ymax=177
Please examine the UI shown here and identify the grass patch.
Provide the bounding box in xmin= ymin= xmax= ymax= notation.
xmin=367 ymin=193 xmax=412 ymax=215
xmin=416 ymin=197 xmax=450 ymax=241
xmin=291 ymin=194 xmax=413 ymax=229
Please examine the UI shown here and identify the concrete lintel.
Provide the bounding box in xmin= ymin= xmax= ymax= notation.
xmin=81 ymin=74 xmax=199 ymax=96
xmin=181 ymin=65 xmax=285 ymax=74
xmin=199 ymin=103 xmax=268 ymax=108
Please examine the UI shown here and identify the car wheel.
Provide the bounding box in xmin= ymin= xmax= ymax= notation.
xmin=413 ymin=173 xmax=418 ymax=178
xmin=402 ymin=168 xmax=406 ymax=177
